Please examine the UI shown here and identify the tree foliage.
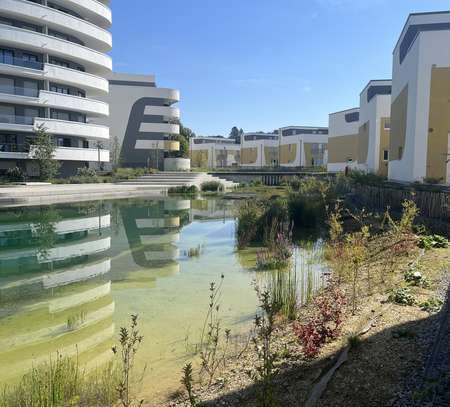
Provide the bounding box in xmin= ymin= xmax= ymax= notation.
xmin=31 ymin=126 xmax=60 ymax=180
xmin=229 ymin=126 xmax=244 ymax=143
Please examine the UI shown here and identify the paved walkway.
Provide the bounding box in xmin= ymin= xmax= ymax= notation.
xmin=0 ymin=183 xmax=166 ymax=207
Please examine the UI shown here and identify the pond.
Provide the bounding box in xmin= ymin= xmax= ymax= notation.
xmin=0 ymin=196 xmax=327 ymax=404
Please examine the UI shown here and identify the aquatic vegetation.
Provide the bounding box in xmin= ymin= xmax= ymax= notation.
xmin=168 ymin=185 xmax=199 ymax=194
xmin=267 ymin=268 xmax=298 ymax=321
xmin=256 ymin=230 xmax=293 ymax=271
xmin=200 ymin=181 xmax=224 ymax=192
xmin=66 ymin=310 xmax=87 ymax=331
xmin=0 ymin=356 xmax=119 ymax=407
xmin=187 ymin=245 xmax=201 ymax=257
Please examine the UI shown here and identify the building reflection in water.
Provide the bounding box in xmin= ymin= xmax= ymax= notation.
xmin=0 ymin=197 xmax=236 ymax=384
xmin=0 ymin=203 xmax=113 ymax=382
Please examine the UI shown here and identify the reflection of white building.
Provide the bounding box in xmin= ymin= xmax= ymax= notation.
xmin=190 ymin=137 xmax=240 ymax=168
xmin=0 ymin=211 xmax=113 ymax=381
xmin=279 ymin=126 xmax=328 ymax=168
xmin=240 ymin=133 xmax=279 ymax=168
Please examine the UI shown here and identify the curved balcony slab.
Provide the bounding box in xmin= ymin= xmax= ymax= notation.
xmin=1 ymin=0 xmax=112 ymax=52
xmin=146 ymin=88 xmax=180 ymax=104
xmin=39 ymin=91 xmax=109 ymax=117
xmin=35 ymin=118 xmax=109 ymax=140
xmin=45 ymin=64 xmax=109 ymax=95
xmin=138 ymin=123 xmax=180 ymax=134
xmin=52 ymin=0 xmax=112 ymax=28
xmin=0 ymin=63 xmax=109 ymax=95
xmin=0 ymin=25 xmax=112 ymax=74
xmin=143 ymin=106 xmax=180 ymax=119
xmin=0 ymin=147 xmax=110 ymax=162
xmin=134 ymin=140 xmax=180 ymax=151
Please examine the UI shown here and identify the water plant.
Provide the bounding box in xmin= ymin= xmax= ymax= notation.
xmin=67 ymin=310 xmax=87 ymax=331
xmin=200 ymin=181 xmax=224 ymax=192
xmin=168 ymin=185 xmax=199 ymax=195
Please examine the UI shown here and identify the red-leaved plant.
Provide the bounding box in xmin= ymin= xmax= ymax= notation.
xmin=293 ymin=284 xmax=347 ymax=358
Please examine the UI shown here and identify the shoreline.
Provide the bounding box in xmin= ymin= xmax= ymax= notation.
xmin=0 ymin=183 xmax=167 ymax=208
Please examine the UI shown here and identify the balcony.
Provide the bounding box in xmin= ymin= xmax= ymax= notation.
xmin=134 ymin=139 xmax=180 ymax=151
xmin=143 ymin=106 xmax=180 ymax=121
xmin=0 ymin=25 xmax=112 ymax=74
xmin=1 ymin=0 xmax=112 ymax=52
xmin=0 ymin=143 xmax=110 ymax=162
xmin=138 ymin=123 xmax=180 ymax=135
xmin=52 ymin=0 xmax=112 ymax=28
xmin=39 ymin=91 xmax=109 ymax=117
xmin=35 ymin=118 xmax=109 ymax=140
xmin=0 ymin=56 xmax=43 ymax=71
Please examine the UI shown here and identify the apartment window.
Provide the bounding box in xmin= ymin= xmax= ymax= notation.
xmin=24 ymin=108 xmax=39 ymax=125
xmin=383 ymin=150 xmax=389 ymax=161
xmin=23 ymin=80 xmax=39 ymax=97
xmin=82 ymin=140 xmax=89 ymax=148
xmin=50 ymin=84 xmax=69 ymax=94
xmin=384 ymin=121 xmax=391 ymax=130
xmin=398 ymin=146 xmax=403 ymax=159
xmin=0 ymin=49 xmax=14 ymax=65
xmin=49 ymin=58 xmax=70 ymax=68
xmin=51 ymin=110 xmax=70 ymax=121
xmin=0 ymin=77 xmax=14 ymax=95
xmin=57 ymin=137 xmax=71 ymax=147
xmin=0 ymin=105 xmax=15 ymax=123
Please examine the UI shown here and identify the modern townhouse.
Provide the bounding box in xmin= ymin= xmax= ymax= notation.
xmin=327 ymin=108 xmax=360 ymax=172
xmin=189 ymin=137 xmax=240 ymax=168
xmin=358 ymin=80 xmax=392 ymax=176
xmin=279 ymin=126 xmax=328 ymax=168
xmin=389 ymin=11 xmax=450 ymax=183
xmin=98 ymin=72 xmax=181 ymax=171
xmin=0 ymin=0 xmax=112 ymax=177
xmin=240 ymin=132 xmax=279 ymax=168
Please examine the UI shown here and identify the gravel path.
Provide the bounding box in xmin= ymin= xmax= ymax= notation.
xmin=392 ymin=269 xmax=450 ymax=407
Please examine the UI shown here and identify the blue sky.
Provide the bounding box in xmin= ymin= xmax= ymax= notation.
xmin=111 ymin=0 xmax=448 ymax=137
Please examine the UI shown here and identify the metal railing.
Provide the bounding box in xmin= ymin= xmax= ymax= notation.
xmin=0 ymin=143 xmax=29 ymax=153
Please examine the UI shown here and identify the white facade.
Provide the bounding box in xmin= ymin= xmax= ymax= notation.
xmin=358 ymin=80 xmax=392 ymax=175
xmin=327 ymin=108 xmax=360 ymax=172
xmin=190 ymin=137 xmax=240 ymax=168
xmin=389 ymin=11 xmax=450 ymax=183
xmin=279 ymin=126 xmax=328 ymax=168
xmin=97 ymin=72 xmax=180 ymax=170
xmin=0 ymin=0 xmax=112 ymax=177
xmin=240 ymin=132 xmax=279 ymax=168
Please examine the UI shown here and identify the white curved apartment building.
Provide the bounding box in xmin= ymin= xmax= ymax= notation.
xmin=0 ymin=0 xmax=112 ymax=177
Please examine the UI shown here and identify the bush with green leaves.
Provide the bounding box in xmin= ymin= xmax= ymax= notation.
xmin=168 ymin=185 xmax=198 ymax=194
xmin=76 ymin=167 xmax=97 ymax=178
xmin=347 ymin=169 xmax=386 ymax=186
xmin=404 ymin=269 xmax=430 ymax=288
xmin=200 ymin=181 xmax=224 ymax=192
xmin=388 ymin=288 xmax=415 ymax=306
xmin=418 ymin=234 xmax=449 ymax=250
xmin=419 ymin=297 xmax=443 ymax=313
xmin=6 ymin=166 xmax=25 ymax=182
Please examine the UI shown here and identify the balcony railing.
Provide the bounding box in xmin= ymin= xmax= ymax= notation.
xmin=0 ymin=56 xmax=44 ymax=70
xmin=0 ymin=85 xmax=39 ymax=98
xmin=0 ymin=114 xmax=35 ymax=125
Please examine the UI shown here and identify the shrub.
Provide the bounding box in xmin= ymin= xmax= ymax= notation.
xmin=423 ymin=176 xmax=443 ymax=185
xmin=200 ymin=181 xmax=224 ymax=192
xmin=404 ymin=269 xmax=430 ymax=288
xmin=388 ymin=288 xmax=415 ymax=306
xmin=347 ymin=169 xmax=386 ymax=186
xmin=168 ymin=185 xmax=198 ymax=194
xmin=418 ymin=234 xmax=449 ymax=250
xmin=6 ymin=166 xmax=25 ymax=182
xmin=113 ymin=167 xmax=150 ymax=180
xmin=419 ymin=297 xmax=443 ymax=313
xmin=294 ymin=284 xmax=346 ymax=357
xmin=76 ymin=167 xmax=97 ymax=177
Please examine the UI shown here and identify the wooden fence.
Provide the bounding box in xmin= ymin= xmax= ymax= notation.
xmin=351 ymin=184 xmax=450 ymax=221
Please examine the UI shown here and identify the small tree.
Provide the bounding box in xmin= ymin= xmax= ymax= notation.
xmin=32 ymin=125 xmax=60 ymax=180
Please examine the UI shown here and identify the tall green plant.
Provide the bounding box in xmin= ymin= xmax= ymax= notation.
xmin=32 ymin=125 xmax=60 ymax=180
